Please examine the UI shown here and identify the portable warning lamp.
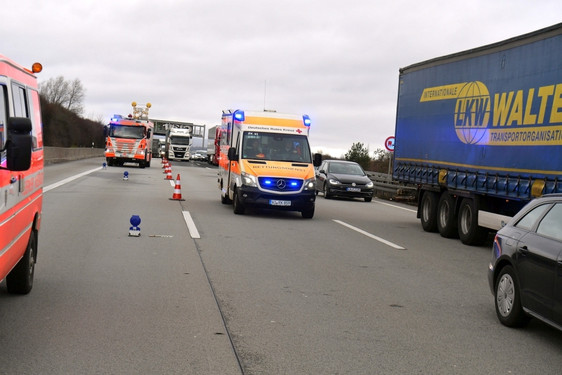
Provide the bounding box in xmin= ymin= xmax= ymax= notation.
xmin=129 ymin=215 xmax=141 ymax=237
xmin=123 ymin=171 xmax=129 ymax=180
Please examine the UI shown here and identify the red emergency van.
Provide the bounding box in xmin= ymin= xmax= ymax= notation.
xmin=0 ymin=55 xmax=43 ymax=294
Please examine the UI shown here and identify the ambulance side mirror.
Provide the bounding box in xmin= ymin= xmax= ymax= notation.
xmin=313 ymin=153 xmax=322 ymax=167
xmin=4 ymin=117 xmax=33 ymax=171
xmin=227 ymin=147 xmax=238 ymax=161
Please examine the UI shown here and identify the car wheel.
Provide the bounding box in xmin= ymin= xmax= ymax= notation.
xmin=233 ymin=188 xmax=245 ymax=215
xmin=6 ymin=230 xmax=37 ymax=294
xmin=420 ymin=191 xmax=438 ymax=232
xmin=324 ymin=183 xmax=332 ymax=199
xmin=364 ymin=196 xmax=372 ymax=202
xmin=495 ymin=265 xmax=529 ymax=327
xmin=437 ymin=192 xmax=458 ymax=238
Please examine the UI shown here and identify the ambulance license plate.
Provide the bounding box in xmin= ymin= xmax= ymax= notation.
xmin=270 ymin=199 xmax=291 ymax=206
xmin=347 ymin=187 xmax=361 ymax=192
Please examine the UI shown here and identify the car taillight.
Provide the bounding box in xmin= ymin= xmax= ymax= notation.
xmin=493 ymin=234 xmax=502 ymax=259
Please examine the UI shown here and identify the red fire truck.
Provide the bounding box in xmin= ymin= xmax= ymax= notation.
xmin=104 ymin=102 xmax=154 ymax=168
xmin=0 ymin=55 xmax=43 ymax=294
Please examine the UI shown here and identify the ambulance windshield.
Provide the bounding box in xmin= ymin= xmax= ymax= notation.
xmin=242 ymin=132 xmax=311 ymax=163
xmin=109 ymin=125 xmax=145 ymax=139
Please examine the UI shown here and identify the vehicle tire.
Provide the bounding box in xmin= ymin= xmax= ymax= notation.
xmin=323 ymin=183 xmax=332 ymax=199
xmin=6 ymin=230 xmax=37 ymax=295
xmin=420 ymin=191 xmax=438 ymax=232
xmin=301 ymin=206 xmax=315 ymax=219
xmin=437 ymin=192 xmax=458 ymax=238
xmin=458 ymin=198 xmax=488 ymax=245
xmin=494 ymin=265 xmax=529 ymax=327
xmin=233 ymin=188 xmax=245 ymax=215
xmin=365 ymin=196 xmax=372 ymax=202
xmin=220 ymin=180 xmax=230 ymax=204
xmin=221 ymin=193 xmax=230 ymax=204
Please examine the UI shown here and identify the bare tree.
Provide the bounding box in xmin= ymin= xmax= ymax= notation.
xmin=66 ymin=79 xmax=85 ymax=115
xmin=39 ymin=76 xmax=85 ymax=115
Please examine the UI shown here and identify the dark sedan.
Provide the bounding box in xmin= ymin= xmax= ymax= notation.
xmin=488 ymin=194 xmax=562 ymax=331
xmin=315 ymin=160 xmax=374 ymax=202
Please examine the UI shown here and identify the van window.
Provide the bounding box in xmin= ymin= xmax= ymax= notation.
xmin=11 ymin=83 xmax=29 ymax=118
xmin=0 ymin=85 xmax=6 ymax=151
xmin=30 ymin=90 xmax=42 ymax=149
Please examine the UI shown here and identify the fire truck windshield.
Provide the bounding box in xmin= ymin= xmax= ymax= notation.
xmin=109 ymin=125 xmax=145 ymax=139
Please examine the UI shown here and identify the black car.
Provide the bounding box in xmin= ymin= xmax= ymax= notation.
xmin=488 ymin=194 xmax=562 ymax=331
xmin=315 ymin=160 xmax=374 ymax=202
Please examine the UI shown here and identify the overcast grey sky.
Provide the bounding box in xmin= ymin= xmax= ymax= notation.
xmin=3 ymin=0 xmax=561 ymax=156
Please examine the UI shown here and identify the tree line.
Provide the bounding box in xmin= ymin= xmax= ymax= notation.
xmin=39 ymin=76 xmax=105 ymax=148
xmin=318 ymin=142 xmax=392 ymax=173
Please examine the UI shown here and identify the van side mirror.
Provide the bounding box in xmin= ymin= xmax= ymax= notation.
xmin=5 ymin=117 xmax=33 ymax=171
xmin=227 ymin=147 xmax=238 ymax=161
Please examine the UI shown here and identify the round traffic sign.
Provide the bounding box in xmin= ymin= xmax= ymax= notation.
xmin=385 ymin=136 xmax=395 ymax=152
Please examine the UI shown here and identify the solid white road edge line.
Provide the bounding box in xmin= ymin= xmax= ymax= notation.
xmin=333 ymin=219 xmax=405 ymax=250
xmin=182 ymin=211 xmax=200 ymax=239
xmin=44 ymin=167 xmax=103 ymax=192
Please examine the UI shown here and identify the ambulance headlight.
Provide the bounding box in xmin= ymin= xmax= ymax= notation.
xmin=241 ymin=172 xmax=257 ymax=187
xmin=304 ymin=177 xmax=316 ymax=190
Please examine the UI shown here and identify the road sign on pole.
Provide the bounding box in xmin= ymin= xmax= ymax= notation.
xmin=385 ymin=136 xmax=395 ymax=152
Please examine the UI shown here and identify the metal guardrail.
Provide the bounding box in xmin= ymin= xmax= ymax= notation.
xmin=366 ymin=172 xmax=417 ymax=203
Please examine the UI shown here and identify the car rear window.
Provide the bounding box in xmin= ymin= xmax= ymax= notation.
xmin=515 ymin=203 xmax=550 ymax=230
xmin=536 ymin=203 xmax=562 ymax=241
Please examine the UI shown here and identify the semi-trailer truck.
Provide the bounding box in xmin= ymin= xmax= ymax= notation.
xmin=393 ymin=23 xmax=562 ymax=245
xmin=165 ymin=126 xmax=192 ymax=161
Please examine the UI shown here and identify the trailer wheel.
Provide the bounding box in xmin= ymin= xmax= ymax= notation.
xmin=458 ymin=198 xmax=488 ymax=245
xmin=437 ymin=192 xmax=458 ymax=238
xmin=233 ymin=188 xmax=245 ymax=215
xmin=420 ymin=191 xmax=438 ymax=232
xmin=6 ymin=230 xmax=36 ymax=294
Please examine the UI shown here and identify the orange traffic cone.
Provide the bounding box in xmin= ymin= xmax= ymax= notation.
xmin=170 ymin=174 xmax=185 ymax=201
xmin=165 ymin=166 xmax=173 ymax=180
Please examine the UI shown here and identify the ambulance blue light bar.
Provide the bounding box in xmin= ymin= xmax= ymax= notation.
xmin=233 ymin=110 xmax=245 ymax=122
xmin=303 ymin=115 xmax=311 ymax=127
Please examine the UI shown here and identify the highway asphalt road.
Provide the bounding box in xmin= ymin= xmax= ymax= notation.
xmin=0 ymin=157 xmax=560 ymax=374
